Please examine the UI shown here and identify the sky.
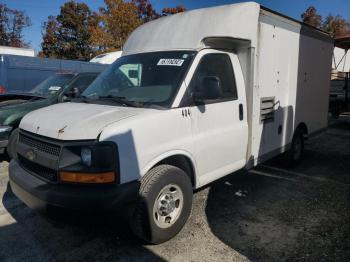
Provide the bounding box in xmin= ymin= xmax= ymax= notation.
xmin=2 ymin=0 xmax=350 ymax=52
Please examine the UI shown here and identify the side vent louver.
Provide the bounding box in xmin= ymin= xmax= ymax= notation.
xmin=260 ymin=97 xmax=275 ymax=123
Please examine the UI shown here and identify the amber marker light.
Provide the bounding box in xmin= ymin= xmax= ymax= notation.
xmin=59 ymin=171 xmax=116 ymax=184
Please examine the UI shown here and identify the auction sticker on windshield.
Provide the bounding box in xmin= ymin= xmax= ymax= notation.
xmin=157 ymin=59 xmax=185 ymax=66
xmin=48 ymin=86 xmax=62 ymax=91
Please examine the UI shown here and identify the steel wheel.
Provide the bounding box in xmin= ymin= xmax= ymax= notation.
xmin=130 ymin=164 xmax=192 ymax=244
xmin=153 ymin=184 xmax=184 ymax=229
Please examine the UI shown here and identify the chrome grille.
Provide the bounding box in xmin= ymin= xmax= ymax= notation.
xmin=19 ymin=132 xmax=61 ymax=156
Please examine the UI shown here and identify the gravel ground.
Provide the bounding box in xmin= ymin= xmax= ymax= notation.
xmin=0 ymin=117 xmax=350 ymax=262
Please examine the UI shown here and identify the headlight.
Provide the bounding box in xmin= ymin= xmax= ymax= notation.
xmin=0 ymin=126 xmax=12 ymax=133
xmin=58 ymin=142 xmax=119 ymax=184
xmin=81 ymin=147 xmax=92 ymax=166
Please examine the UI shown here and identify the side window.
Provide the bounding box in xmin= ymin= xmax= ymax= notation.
xmin=119 ymin=64 xmax=143 ymax=86
xmin=71 ymin=75 xmax=97 ymax=93
xmin=189 ymin=53 xmax=238 ymax=101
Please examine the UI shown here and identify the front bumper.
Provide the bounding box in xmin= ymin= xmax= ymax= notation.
xmin=9 ymin=159 xmax=139 ymax=211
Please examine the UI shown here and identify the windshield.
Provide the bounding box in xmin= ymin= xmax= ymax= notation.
xmin=66 ymin=73 xmax=99 ymax=94
xmin=82 ymin=51 xmax=196 ymax=107
xmin=30 ymin=74 xmax=75 ymax=97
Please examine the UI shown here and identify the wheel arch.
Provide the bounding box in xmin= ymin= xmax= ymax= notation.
xmin=143 ymin=151 xmax=198 ymax=189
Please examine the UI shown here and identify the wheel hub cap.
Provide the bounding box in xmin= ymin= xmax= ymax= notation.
xmin=159 ymin=194 xmax=176 ymax=215
xmin=153 ymin=184 xmax=184 ymax=229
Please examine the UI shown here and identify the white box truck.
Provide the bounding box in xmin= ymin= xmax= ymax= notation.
xmin=9 ymin=2 xmax=333 ymax=243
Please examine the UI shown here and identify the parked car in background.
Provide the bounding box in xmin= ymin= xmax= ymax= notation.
xmin=0 ymin=72 xmax=101 ymax=158
xmin=0 ymin=54 xmax=106 ymax=93
xmin=90 ymin=51 xmax=122 ymax=64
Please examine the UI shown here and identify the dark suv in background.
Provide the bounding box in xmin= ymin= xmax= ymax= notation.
xmin=0 ymin=72 xmax=101 ymax=158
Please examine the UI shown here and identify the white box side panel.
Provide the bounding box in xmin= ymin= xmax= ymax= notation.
xmin=294 ymin=34 xmax=333 ymax=135
xmin=251 ymin=13 xmax=301 ymax=163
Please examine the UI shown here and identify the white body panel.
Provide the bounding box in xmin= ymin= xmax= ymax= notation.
xmin=123 ymin=2 xmax=260 ymax=55
xmin=19 ymin=3 xmax=333 ymax=189
xmin=249 ymin=10 xmax=333 ymax=165
xmin=184 ymin=50 xmax=248 ymax=186
xmin=90 ymin=51 xmax=122 ymax=64
xmin=0 ymin=46 xmax=35 ymax=57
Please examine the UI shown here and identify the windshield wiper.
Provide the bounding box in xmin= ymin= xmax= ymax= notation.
xmin=98 ymin=95 xmax=143 ymax=108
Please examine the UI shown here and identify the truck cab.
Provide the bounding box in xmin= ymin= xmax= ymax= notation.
xmin=10 ymin=48 xmax=249 ymax=243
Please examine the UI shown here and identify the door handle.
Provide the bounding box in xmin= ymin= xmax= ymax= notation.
xmin=239 ymin=103 xmax=244 ymax=121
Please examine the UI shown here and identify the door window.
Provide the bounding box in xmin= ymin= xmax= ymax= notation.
xmin=189 ymin=53 xmax=238 ymax=102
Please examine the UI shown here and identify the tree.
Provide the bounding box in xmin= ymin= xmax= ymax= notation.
xmin=0 ymin=4 xmax=31 ymax=47
xmin=41 ymin=1 xmax=97 ymax=60
xmin=133 ymin=0 xmax=159 ymax=22
xmin=90 ymin=0 xmax=142 ymax=53
xmin=41 ymin=16 xmax=60 ymax=58
xmin=322 ymin=15 xmax=350 ymax=38
xmin=301 ymin=6 xmax=350 ymax=38
xmin=301 ymin=6 xmax=322 ymax=28
xmin=162 ymin=6 xmax=186 ymax=16
xmin=133 ymin=1 xmax=186 ymax=21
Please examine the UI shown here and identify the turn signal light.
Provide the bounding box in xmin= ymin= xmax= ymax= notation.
xmin=59 ymin=171 xmax=116 ymax=184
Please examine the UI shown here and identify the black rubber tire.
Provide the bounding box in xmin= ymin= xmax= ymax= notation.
xmin=7 ymin=128 xmax=19 ymax=159
xmin=129 ymin=164 xmax=193 ymax=244
xmin=331 ymin=109 xmax=340 ymax=119
xmin=285 ymin=129 xmax=305 ymax=167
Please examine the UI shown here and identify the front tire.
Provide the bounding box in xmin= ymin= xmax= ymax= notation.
xmin=129 ymin=165 xmax=193 ymax=244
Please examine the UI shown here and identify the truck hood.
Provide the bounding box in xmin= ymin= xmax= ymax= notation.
xmin=20 ymin=102 xmax=141 ymax=140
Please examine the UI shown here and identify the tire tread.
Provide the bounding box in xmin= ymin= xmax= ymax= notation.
xmin=130 ymin=164 xmax=191 ymax=243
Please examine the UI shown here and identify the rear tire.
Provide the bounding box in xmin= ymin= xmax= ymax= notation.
xmin=285 ymin=129 xmax=304 ymax=167
xmin=7 ymin=128 xmax=19 ymax=159
xmin=331 ymin=109 xmax=340 ymax=119
xmin=129 ymin=165 xmax=193 ymax=244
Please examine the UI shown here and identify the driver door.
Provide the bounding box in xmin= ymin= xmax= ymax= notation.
xmin=189 ymin=51 xmax=248 ymax=185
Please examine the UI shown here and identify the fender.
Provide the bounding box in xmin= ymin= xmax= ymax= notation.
xmin=142 ymin=149 xmax=199 ymax=187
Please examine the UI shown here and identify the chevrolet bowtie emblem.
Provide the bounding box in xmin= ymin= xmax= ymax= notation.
xmin=25 ymin=149 xmax=36 ymax=161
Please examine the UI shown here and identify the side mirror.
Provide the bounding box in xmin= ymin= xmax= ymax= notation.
xmin=192 ymin=76 xmax=223 ymax=104
xmin=62 ymin=87 xmax=80 ymax=102
xmin=128 ymin=70 xmax=138 ymax=78
xmin=191 ymin=91 xmax=204 ymax=105
xmin=66 ymin=87 xmax=79 ymax=97
xmin=202 ymin=76 xmax=223 ymax=100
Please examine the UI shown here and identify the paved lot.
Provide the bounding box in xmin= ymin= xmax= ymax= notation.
xmin=0 ymin=117 xmax=350 ymax=262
